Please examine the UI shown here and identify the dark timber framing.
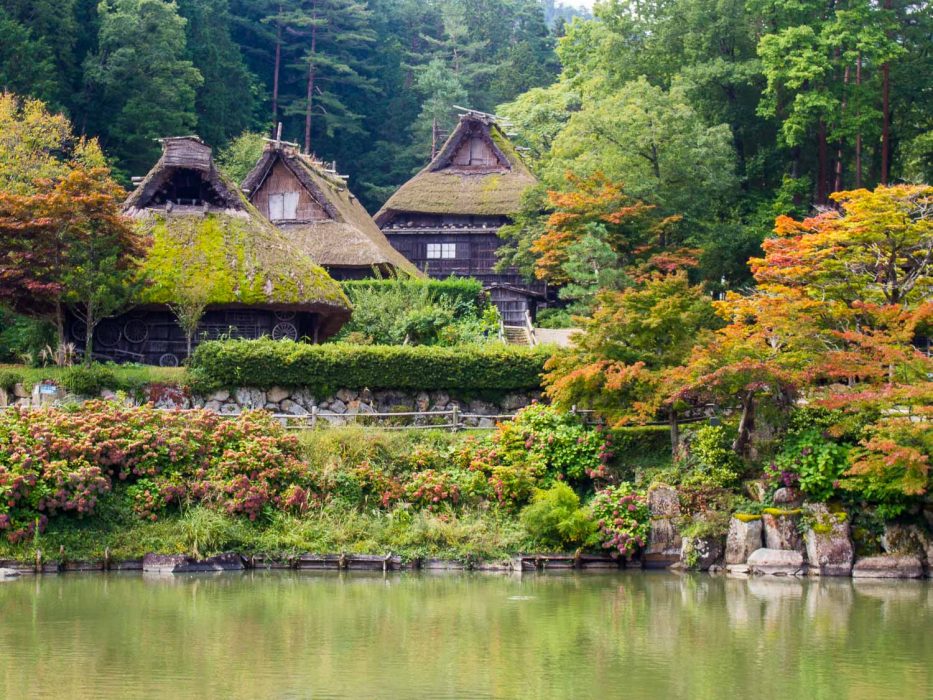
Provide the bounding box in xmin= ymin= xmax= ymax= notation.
xmin=375 ymin=112 xmax=546 ymax=324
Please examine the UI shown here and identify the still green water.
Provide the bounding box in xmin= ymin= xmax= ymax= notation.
xmin=0 ymin=571 xmax=930 ymax=699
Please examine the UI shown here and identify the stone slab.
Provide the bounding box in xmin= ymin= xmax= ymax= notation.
xmin=852 ymin=555 xmax=923 ymax=579
xmin=142 ymin=552 xmax=245 ymax=574
xmin=747 ymin=548 xmax=805 ymax=576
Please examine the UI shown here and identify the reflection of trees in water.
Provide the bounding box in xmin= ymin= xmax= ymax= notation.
xmin=0 ymin=573 xmax=929 ymax=698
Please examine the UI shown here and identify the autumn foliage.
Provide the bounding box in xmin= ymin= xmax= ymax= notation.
xmin=545 ymin=184 xmax=932 ymax=502
xmin=532 ymin=172 xmax=690 ymax=284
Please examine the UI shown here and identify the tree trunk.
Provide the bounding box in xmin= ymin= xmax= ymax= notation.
xmin=304 ymin=19 xmax=318 ymax=155
xmin=55 ymin=302 xmax=65 ymax=354
xmin=732 ymin=392 xmax=755 ymax=456
xmin=816 ymin=122 xmax=830 ymax=203
xmin=83 ymin=302 xmax=96 ymax=366
xmin=834 ymin=65 xmax=851 ymax=194
xmin=272 ymin=15 xmax=282 ymax=129
xmin=186 ymin=331 xmax=193 ymax=361
xmin=855 ymin=53 xmax=862 ymax=187
xmin=881 ymin=0 xmax=892 ymax=185
xmin=668 ymin=407 xmax=680 ymax=457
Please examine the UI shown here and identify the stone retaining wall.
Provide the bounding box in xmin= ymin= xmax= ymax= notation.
xmin=1 ymin=382 xmax=541 ymax=428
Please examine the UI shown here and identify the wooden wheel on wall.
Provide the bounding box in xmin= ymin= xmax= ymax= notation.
xmin=272 ymin=322 xmax=298 ymax=341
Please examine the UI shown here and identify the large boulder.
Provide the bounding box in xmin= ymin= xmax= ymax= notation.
xmin=648 ymin=485 xmax=681 ymax=518
xmin=644 ymin=519 xmax=682 ymax=568
xmin=852 ymin=555 xmax=923 ymax=579
xmin=772 ymin=487 xmax=804 ymax=506
xmin=266 ymin=386 xmax=290 ymax=404
xmin=763 ymin=509 xmax=805 ymax=554
xmin=680 ymin=536 xmax=724 ymax=571
xmin=804 ymin=504 xmax=854 ymax=577
xmin=881 ymin=523 xmax=930 ymax=557
xmin=747 ymin=548 xmax=805 ymax=576
xmin=725 ymin=516 xmax=763 ymax=565
xmin=643 ymin=486 xmax=682 ymax=568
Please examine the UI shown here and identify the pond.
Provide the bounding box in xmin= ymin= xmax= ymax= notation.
xmin=0 ymin=571 xmax=930 ymax=699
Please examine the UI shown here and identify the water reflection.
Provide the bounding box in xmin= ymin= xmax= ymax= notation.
xmin=0 ymin=571 xmax=930 ymax=699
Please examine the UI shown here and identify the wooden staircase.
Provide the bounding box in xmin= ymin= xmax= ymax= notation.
xmin=502 ymin=325 xmax=531 ymax=346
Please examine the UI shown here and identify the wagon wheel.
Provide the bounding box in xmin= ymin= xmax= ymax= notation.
xmin=159 ymin=353 xmax=180 ymax=367
xmin=272 ymin=322 xmax=298 ymax=341
xmin=97 ymin=320 xmax=122 ymax=347
xmin=274 ymin=310 xmax=296 ymax=321
xmin=70 ymin=320 xmax=87 ymax=342
xmin=124 ymin=319 xmax=149 ymax=344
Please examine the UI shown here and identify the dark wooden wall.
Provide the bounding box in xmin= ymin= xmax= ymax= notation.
xmin=69 ymin=308 xmax=319 ymax=366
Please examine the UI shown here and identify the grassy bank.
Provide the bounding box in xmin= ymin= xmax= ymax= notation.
xmin=0 ymin=363 xmax=184 ymax=393
xmin=0 ymin=427 xmax=529 ymax=562
xmin=0 ymin=403 xmax=675 ymax=564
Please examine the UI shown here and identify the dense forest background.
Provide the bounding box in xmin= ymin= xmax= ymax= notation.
xmin=0 ymin=0 xmax=929 ymax=292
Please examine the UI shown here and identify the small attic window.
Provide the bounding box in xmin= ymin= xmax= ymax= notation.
xmin=269 ymin=191 xmax=299 ymax=220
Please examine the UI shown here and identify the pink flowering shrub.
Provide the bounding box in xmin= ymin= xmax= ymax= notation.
xmin=0 ymin=402 xmax=314 ymax=540
xmin=591 ymin=483 xmax=651 ymax=556
xmin=405 ymin=469 xmax=461 ymax=509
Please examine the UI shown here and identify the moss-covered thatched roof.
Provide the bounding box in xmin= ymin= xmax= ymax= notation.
xmin=374 ymin=114 xmax=537 ymax=226
xmin=126 ymin=137 xmax=351 ymax=336
xmin=242 ymin=145 xmax=421 ymax=275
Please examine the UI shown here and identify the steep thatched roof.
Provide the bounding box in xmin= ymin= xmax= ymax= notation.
xmin=242 ymin=144 xmax=421 ymax=275
xmin=125 ymin=137 xmax=351 ymax=336
xmin=374 ymin=113 xmax=537 ymax=226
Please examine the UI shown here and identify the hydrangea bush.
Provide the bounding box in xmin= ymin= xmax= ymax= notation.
xmin=591 ymin=483 xmax=651 ymax=556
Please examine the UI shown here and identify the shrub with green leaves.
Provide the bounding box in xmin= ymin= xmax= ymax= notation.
xmin=60 ymin=363 xmax=119 ymax=396
xmin=498 ymin=403 xmax=613 ymax=483
xmin=455 ymin=404 xmax=613 ymax=508
xmin=0 ymin=368 xmax=23 ymax=392
xmin=189 ymin=338 xmax=549 ymax=394
xmin=337 ymin=276 xmax=494 ymax=346
xmin=520 ymin=483 xmax=595 ymax=550
xmin=684 ymin=424 xmax=744 ymax=487
xmin=773 ymin=428 xmax=850 ymax=502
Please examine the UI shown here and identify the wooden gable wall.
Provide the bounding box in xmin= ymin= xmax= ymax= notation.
xmin=448 ymin=133 xmax=503 ymax=169
xmin=252 ymin=160 xmax=329 ymax=222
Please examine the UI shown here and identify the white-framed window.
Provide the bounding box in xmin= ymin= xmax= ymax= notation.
xmin=426 ymin=243 xmax=456 ymax=259
xmin=268 ymin=191 xmax=299 ymax=220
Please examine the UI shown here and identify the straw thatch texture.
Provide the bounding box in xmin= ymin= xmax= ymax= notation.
xmin=244 ymin=146 xmax=421 ymax=275
xmin=374 ymin=115 xmax=537 ymax=225
xmin=125 ymin=137 xmax=351 ymax=331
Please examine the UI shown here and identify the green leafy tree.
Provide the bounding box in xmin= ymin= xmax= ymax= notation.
xmin=83 ymin=0 xmax=202 ymax=176
xmin=176 ymin=0 xmax=257 ymax=147
xmin=57 ymin=168 xmax=146 ymax=363
xmin=0 ymin=10 xmax=59 ymax=104
xmin=216 ymin=131 xmax=266 ymax=184
xmin=545 ymin=271 xmax=719 ymax=451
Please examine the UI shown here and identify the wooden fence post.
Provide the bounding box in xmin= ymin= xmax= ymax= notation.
xmin=311 ymin=405 xmax=318 ymax=429
xmin=451 ymin=405 xmax=460 ymax=432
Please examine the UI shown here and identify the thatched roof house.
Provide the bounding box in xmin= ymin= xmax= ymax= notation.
xmin=374 ymin=112 xmax=537 ymax=227
xmin=71 ymin=137 xmax=350 ymax=366
xmin=242 ymin=142 xmax=420 ymax=280
xmin=375 ymin=112 xmax=544 ymax=325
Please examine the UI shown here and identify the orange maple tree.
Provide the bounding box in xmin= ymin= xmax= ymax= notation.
xmin=531 ymin=172 xmax=689 ymax=284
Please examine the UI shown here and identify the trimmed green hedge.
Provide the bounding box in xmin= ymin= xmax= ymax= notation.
xmin=340 ymin=276 xmax=484 ymax=310
xmin=188 ymin=338 xmax=550 ymax=394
